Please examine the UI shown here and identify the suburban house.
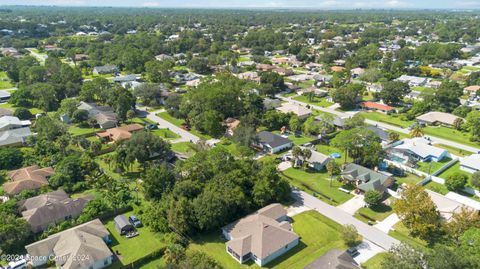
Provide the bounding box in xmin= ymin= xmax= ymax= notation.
xmin=416 ymin=112 xmax=463 ymax=127
xmin=3 ymin=165 xmax=54 ymax=196
xmin=272 ymin=67 xmax=294 ymax=76
xmin=300 ymin=148 xmax=332 ymax=171
xmin=25 ymin=219 xmax=113 ymax=269
xmin=263 ymin=98 xmax=282 ymax=110
xmin=0 ymin=90 xmax=11 ymax=102
xmin=460 ymin=154 xmax=480 ymax=174
xmin=18 ymin=189 xmax=92 ymax=233
xmin=96 ymin=124 xmax=143 ymax=143
xmin=0 ymin=116 xmax=31 ymax=131
xmin=255 ymin=131 xmax=293 ymax=154
xmin=366 ymin=83 xmax=383 ymax=93
xmin=366 ymin=125 xmax=390 ymax=147
xmin=396 ymin=75 xmax=428 ymax=87
xmin=391 ymin=137 xmax=450 ymax=163
xmin=361 ymin=102 xmax=395 ymax=114
xmin=464 ymin=85 xmax=480 ymax=95
xmin=350 ymin=67 xmax=365 ymax=78
xmin=92 ymin=65 xmax=118 ymax=75
xmin=236 ymin=71 xmax=260 ymax=82
xmin=0 ymin=107 xmax=13 ymax=117
xmin=112 ymin=74 xmax=139 ymax=83
xmin=78 ymin=101 xmax=118 ymax=129
xmin=427 ymin=189 xmax=476 ymax=220
xmin=341 ymin=163 xmax=394 ymax=194
xmin=304 ymin=249 xmax=360 ymax=269
xmin=222 ymin=204 xmax=299 ymax=266
xmin=276 ymin=103 xmax=312 ymax=119
xmin=256 ymin=63 xmax=275 ymax=72
xmin=0 ymin=127 xmax=32 ymax=147
xmin=298 ymin=86 xmax=328 ymax=97
xmin=316 ymin=114 xmax=351 ymax=130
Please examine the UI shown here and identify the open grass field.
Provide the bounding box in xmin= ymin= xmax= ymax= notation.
xmin=359 ymin=112 xmax=413 ymax=128
xmin=292 ymin=95 xmax=334 ymax=108
xmin=189 ymin=210 xmax=345 ymax=269
xmin=282 ymin=168 xmax=353 ymax=205
xmin=423 ymin=126 xmax=479 ymax=148
xmin=104 ymin=211 xmax=166 ymax=267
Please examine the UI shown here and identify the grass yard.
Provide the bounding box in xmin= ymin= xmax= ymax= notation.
xmin=0 ymin=72 xmax=13 ymax=89
xmin=354 ymin=203 xmax=393 ymax=223
xmin=216 ymin=141 xmax=243 ymax=157
xmin=361 ymin=252 xmax=389 ymax=269
xmin=315 ymin=144 xmax=352 ymax=163
xmin=396 ymin=173 xmax=424 ymax=186
xmin=416 ymin=158 xmax=451 ymax=174
xmin=171 ymin=141 xmax=195 ymax=154
xmin=151 ymin=128 xmax=180 ymax=140
xmin=423 ymin=126 xmax=479 ymax=148
xmin=424 ymin=181 xmax=449 ymax=195
xmin=282 ymin=168 xmax=353 ymax=205
xmin=0 ymin=102 xmax=43 ymax=115
xmin=156 ymin=111 xmax=211 ymax=140
xmin=189 ymin=210 xmax=345 ymax=269
xmin=437 ymin=162 xmax=466 ymax=180
xmin=292 ymin=95 xmax=334 ymax=108
xmin=434 ymin=144 xmax=473 ymax=157
xmin=272 ymin=131 xmax=314 ymax=146
xmin=412 ymin=86 xmax=435 ymax=94
xmin=359 ymin=112 xmax=413 ymax=128
xmin=388 ymin=222 xmax=427 ymax=250
xmin=68 ymin=125 xmax=102 ymax=136
xmin=139 ymin=258 xmax=166 ymax=269
xmin=104 ymin=211 xmax=166 ymax=266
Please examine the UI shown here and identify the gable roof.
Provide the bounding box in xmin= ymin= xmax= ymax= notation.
xmin=461 ymin=154 xmax=480 ymax=171
xmin=0 ymin=127 xmax=32 ymax=147
xmin=301 ymin=148 xmax=331 ymax=165
xmin=223 ymin=204 xmax=298 ymax=260
xmin=394 ymin=138 xmax=447 ymax=159
xmin=0 ymin=116 xmax=23 ymax=131
xmin=361 ymin=102 xmax=395 ymax=112
xmin=96 ymin=124 xmax=143 ymax=142
xmin=366 ymin=125 xmax=389 ymax=141
xmin=341 ymin=163 xmax=393 ymax=193
xmin=25 ymin=219 xmax=112 ymax=269
xmin=416 ymin=112 xmax=463 ymax=126
xmin=3 ymin=165 xmax=54 ymax=195
xmin=257 ymin=131 xmax=292 ymax=148
xmin=276 ymin=103 xmax=312 ymax=117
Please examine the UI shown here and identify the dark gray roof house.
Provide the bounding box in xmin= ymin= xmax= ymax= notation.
xmin=93 ymin=65 xmax=118 ymax=75
xmin=256 ymin=131 xmax=293 ymax=154
xmin=112 ymin=74 xmax=139 ymax=83
xmin=341 ymin=163 xmax=394 ymax=193
xmin=78 ymin=101 xmax=118 ymax=129
xmin=366 ymin=125 xmax=389 ymax=142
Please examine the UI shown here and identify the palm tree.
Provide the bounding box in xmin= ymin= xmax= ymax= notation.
xmin=409 ymin=125 xmax=424 ymax=138
xmin=388 ymin=131 xmax=400 ymax=143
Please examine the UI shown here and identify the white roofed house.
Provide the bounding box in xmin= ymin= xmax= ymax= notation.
xmin=0 ymin=116 xmax=32 ymax=147
xmin=391 ymin=137 xmax=450 ymax=163
xmin=222 ymin=204 xmax=299 ymax=266
xmin=276 ymin=103 xmax=312 ymax=120
xmin=299 ymin=148 xmax=332 ymax=171
xmin=396 ymin=75 xmax=428 ymax=87
xmin=460 ymin=154 xmax=480 ymax=174
xmin=416 ymin=112 xmax=464 ymax=128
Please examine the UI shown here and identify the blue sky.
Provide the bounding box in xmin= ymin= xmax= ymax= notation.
xmin=3 ymin=0 xmax=480 ymax=9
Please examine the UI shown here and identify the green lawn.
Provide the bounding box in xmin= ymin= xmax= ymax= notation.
xmin=424 ymin=181 xmax=449 ymax=195
xmin=434 ymin=144 xmax=473 ymax=157
xmin=423 ymin=126 xmax=479 ymax=148
xmin=359 ymin=112 xmax=413 ymax=128
xmin=292 ymin=95 xmax=334 ymax=108
xmin=0 ymin=72 xmax=13 ymax=89
xmin=0 ymin=102 xmax=43 ymax=115
xmin=396 ymin=173 xmax=424 ymax=186
xmin=416 ymin=158 xmax=451 ymax=174
xmin=171 ymin=141 xmax=195 ymax=154
xmin=139 ymin=258 xmax=166 ymax=269
xmin=272 ymin=131 xmax=314 ymax=146
xmin=282 ymin=168 xmax=353 ymax=205
xmin=437 ymin=162 xmax=466 ymax=180
xmin=189 ymin=210 xmax=345 ymax=269
xmin=151 ymin=128 xmax=180 ymax=140
xmin=388 ymin=222 xmax=428 ymax=250
xmin=361 ymin=252 xmax=389 ymax=269
xmin=315 ymin=144 xmax=352 ymax=163
xmin=68 ymin=125 xmax=102 ymax=136
xmin=216 ymin=141 xmax=243 ymax=157
xmin=104 ymin=211 xmax=166 ymax=266
xmin=412 ymin=86 xmax=435 ymax=94
xmin=354 ymin=204 xmax=393 ymax=223
xmin=156 ymin=111 xmax=211 ymax=140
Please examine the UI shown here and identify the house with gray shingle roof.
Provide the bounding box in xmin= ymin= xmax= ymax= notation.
xmin=0 ymin=127 xmax=32 ymax=147
xmin=78 ymin=102 xmax=118 ymax=129
xmin=92 ymin=65 xmax=118 ymax=75
xmin=255 ymin=131 xmax=293 ymax=154
xmin=460 ymin=154 xmax=480 ymax=174
xmin=341 ymin=163 xmax=394 ymax=194
xmin=25 ymin=219 xmax=113 ymax=269
xmin=222 ymin=204 xmax=299 ymax=266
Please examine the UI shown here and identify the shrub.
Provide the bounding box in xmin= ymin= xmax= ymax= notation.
xmin=364 ymin=190 xmax=383 ymax=206
xmin=342 ymin=224 xmax=363 ymax=247
xmin=445 ymin=172 xmax=468 ymax=191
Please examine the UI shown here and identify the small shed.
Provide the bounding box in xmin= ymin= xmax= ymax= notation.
xmin=114 ymin=215 xmax=134 ymax=235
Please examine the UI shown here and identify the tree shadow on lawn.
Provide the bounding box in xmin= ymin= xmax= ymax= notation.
xmin=369 ymin=203 xmax=392 ymax=214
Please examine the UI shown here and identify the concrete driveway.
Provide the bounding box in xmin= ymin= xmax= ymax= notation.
xmin=277 ymin=161 xmax=292 ymax=171
xmin=337 ymin=195 xmax=365 ymax=215
xmin=353 ymin=240 xmax=385 ymax=264
xmin=291 ymin=189 xmax=399 ymax=250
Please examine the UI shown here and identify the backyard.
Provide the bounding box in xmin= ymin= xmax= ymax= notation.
xmin=68 ymin=125 xmax=102 ymax=136
xmin=272 ymin=131 xmax=314 ymax=146
xmin=188 ymin=210 xmax=346 ymax=269
xmin=0 ymin=71 xmax=13 ymax=89
xmin=292 ymin=95 xmax=334 ymax=108
xmin=281 ymin=168 xmax=353 ymax=205
xmin=315 ymin=144 xmax=352 ymax=163
xmin=437 ymin=162 xmax=465 ymax=180
xmin=416 ymin=158 xmax=451 ymax=174
xmin=104 ymin=211 xmax=166 ymax=267
xmin=395 ymin=173 xmax=424 ymax=186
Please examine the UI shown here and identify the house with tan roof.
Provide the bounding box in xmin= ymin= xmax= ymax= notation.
xmin=222 ymin=204 xmax=299 ymax=266
xmin=96 ymin=124 xmax=143 ymax=143
xmin=464 ymin=85 xmax=480 ymax=95
xmin=276 ymin=103 xmax=312 ymax=119
xmin=25 ymin=219 xmax=113 ymax=269
xmin=18 ymin=189 xmax=92 ymax=233
xmin=416 ymin=111 xmax=463 ymax=127
xmin=3 ymin=165 xmax=54 ymax=195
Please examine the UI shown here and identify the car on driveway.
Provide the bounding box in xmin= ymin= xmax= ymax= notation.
xmin=129 ymin=215 xmax=143 ymax=228
xmin=347 ymin=247 xmax=360 ymax=257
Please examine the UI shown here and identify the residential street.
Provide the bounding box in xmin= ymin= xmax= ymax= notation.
xmin=291 ymin=189 xmax=400 ymax=250
xmin=276 ymin=94 xmax=480 ymax=153
xmin=26 ymin=48 xmax=48 ymax=64
xmin=145 ymin=109 xmax=200 ymax=144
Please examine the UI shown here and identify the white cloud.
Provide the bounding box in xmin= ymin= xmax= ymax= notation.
xmin=141 ymin=1 xmax=161 ymax=7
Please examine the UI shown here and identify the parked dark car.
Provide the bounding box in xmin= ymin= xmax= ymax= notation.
xmin=129 ymin=215 xmax=143 ymax=228
xmin=347 ymin=247 xmax=359 ymax=257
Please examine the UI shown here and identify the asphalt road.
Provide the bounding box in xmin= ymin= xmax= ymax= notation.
xmin=276 ymin=95 xmax=480 ymax=153
xmin=291 ymin=189 xmax=400 ymax=250
xmin=146 ymin=109 xmax=200 ymax=144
